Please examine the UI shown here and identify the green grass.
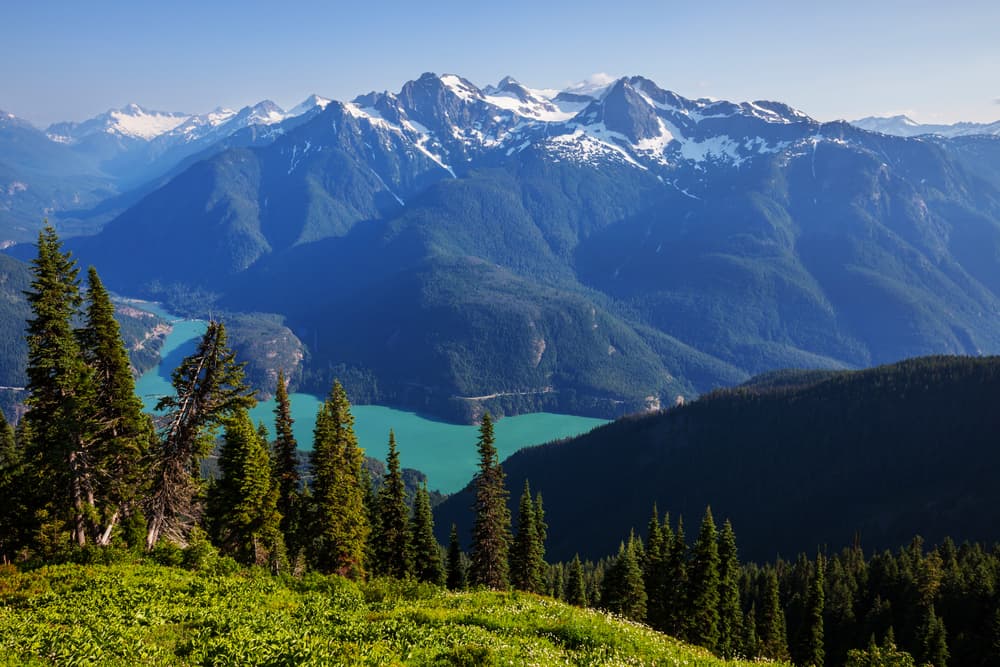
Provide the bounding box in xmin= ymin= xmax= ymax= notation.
xmin=0 ymin=563 xmax=786 ymax=666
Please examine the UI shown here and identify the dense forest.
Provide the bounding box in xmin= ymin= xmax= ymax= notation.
xmin=437 ymin=355 xmax=1000 ymax=564
xmin=2 ymin=226 xmax=999 ymax=665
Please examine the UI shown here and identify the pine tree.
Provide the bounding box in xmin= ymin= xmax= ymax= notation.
xmin=760 ymin=569 xmax=791 ymax=661
xmin=511 ymin=480 xmax=545 ymax=593
xmin=469 ymin=413 xmax=511 ymax=589
xmin=803 ymin=553 xmax=826 ymax=667
xmin=23 ymin=224 xmax=95 ymax=547
xmin=685 ymin=506 xmax=721 ymax=651
xmin=373 ymin=430 xmax=411 ymax=578
xmin=146 ymin=321 xmax=255 ymax=549
xmin=78 ymin=267 xmax=154 ymax=545
xmin=271 ymin=370 xmax=299 ymax=545
xmin=744 ymin=602 xmax=761 ymax=659
xmin=446 ymin=523 xmax=466 ymax=590
xmin=410 ymin=482 xmax=444 ymax=585
xmin=307 ymin=381 xmax=369 ymax=578
xmin=601 ymin=534 xmax=647 ymax=621
xmin=717 ymin=518 xmax=743 ymax=658
xmin=566 ymin=554 xmax=588 ymax=607
xmin=209 ymin=409 xmax=285 ymax=569
xmin=917 ymin=604 xmax=948 ymax=667
xmin=533 ymin=491 xmax=548 ymax=590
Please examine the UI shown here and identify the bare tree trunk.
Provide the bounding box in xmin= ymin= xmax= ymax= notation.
xmin=69 ymin=450 xmax=87 ymax=547
xmin=96 ymin=511 xmax=119 ymax=546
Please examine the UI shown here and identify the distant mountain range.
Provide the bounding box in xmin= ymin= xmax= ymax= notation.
xmin=5 ymin=73 xmax=1000 ymax=421
xmin=0 ymin=95 xmax=331 ymax=240
xmin=850 ymin=114 xmax=1000 ymax=138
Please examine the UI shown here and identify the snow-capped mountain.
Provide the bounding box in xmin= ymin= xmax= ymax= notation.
xmin=46 ymin=104 xmax=191 ymax=143
xmin=851 ymin=114 xmax=1000 ymax=138
xmin=60 ymin=71 xmax=1000 ymax=423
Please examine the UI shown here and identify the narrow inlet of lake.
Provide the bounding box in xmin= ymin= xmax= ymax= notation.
xmin=133 ymin=304 xmax=608 ymax=493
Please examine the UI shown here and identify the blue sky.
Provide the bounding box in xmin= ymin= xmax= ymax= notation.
xmin=3 ymin=0 xmax=998 ymax=127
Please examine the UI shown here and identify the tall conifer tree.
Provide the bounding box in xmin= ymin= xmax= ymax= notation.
xmin=79 ymin=267 xmax=153 ymax=545
xmin=271 ymin=370 xmax=299 ymax=543
xmin=469 ymin=413 xmax=511 ymax=589
xmin=601 ymin=534 xmax=647 ymax=621
xmin=565 ymin=554 xmax=588 ymax=607
xmin=717 ymin=519 xmax=744 ymax=658
xmin=23 ymin=224 xmax=94 ymax=547
xmin=307 ymin=381 xmax=369 ymax=577
xmin=803 ymin=553 xmax=826 ymax=667
xmin=209 ymin=409 xmax=285 ymax=569
xmin=373 ymin=430 xmax=411 ymax=578
xmin=410 ymin=482 xmax=444 ymax=584
xmin=146 ymin=321 xmax=255 ymax=549
xmin=760 ymin=569 xmax=791 ymax=661
xmin=665 ymin=515 xmax=689 ymax=636
xmin=686 ymin=506 xmax=721 ymax=651
xmin=511 ymin=480 xmax=545 ymax=593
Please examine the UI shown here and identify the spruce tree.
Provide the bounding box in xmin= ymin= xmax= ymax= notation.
xmin=146 ymin=321 xmax=255 ymax=549
xmin=209 ymin=408 xmax=285 ymax=569
xmin=307 ymin=381 xmax=369 ymax=578
xmin=23 ymin=224 xmax=95 ymax=547
xmin=644 ymin=505 xmax=670 ymax=631
xmin=469 ymin=413 xmax=511 ymax=589
xmin=917 ymin=604 xmax=948 ymax=667
xmin=533 ymin=491 xmax=548 ymax=590
xmin=566 ymin=554 xmax=588 ymax=607
xmin=686 ymin=506 xmax=721 ymax=651
xmin=511 ymin=480 xmax=545 ymax=593
xmin=373 ymin=430 xmax=411 ymax=578
xmin=410 ymin=482 xmax=444 ymax=584
xmin=0 ymin=410 xmax=28 ymax=559
xmin=665 ymin=515 xmax=689 ymax=636
xmin=446 ymin=523 xmax=466 ymax=590
xmin=79 ymin=267 xmax=154 ymax=545
xmin=271 ymin=370 xmax=299 ymax=544
xmin=718 ymin=518 xmax=743 ymax=658
xmin=803 ymin=553 xmax=826 ymax=667
xmin=601 ymin=534 xmax=647 ymax=621
xmin=760 ymin=569 xmax=791 ymax=661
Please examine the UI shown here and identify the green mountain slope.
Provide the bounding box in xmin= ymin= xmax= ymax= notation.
xmin=0 ymin=563 xmax=780 ymax=666
xmin=435 ymin=355 xmax=1000 ymax=562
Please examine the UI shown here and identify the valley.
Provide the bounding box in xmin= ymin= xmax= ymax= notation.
xmin=132 ymin=302 xmax=606 ymax=493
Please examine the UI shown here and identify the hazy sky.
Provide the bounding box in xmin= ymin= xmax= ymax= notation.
xmin=3 ymin=0 xmax=998 ymax=127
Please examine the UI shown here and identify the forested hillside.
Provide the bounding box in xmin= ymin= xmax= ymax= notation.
xmin=436 ymin=355 xmax=1000 ymax=562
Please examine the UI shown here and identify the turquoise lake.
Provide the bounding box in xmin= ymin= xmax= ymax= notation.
xmin=132 ymin=304 xmax=608 ymax=493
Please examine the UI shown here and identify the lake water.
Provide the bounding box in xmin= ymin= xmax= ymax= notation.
xmin=133 ymin=304 xmax=608 ymax=493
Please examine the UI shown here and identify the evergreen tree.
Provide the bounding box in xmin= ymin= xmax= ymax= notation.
xmin=533 ymin=491 xmax=548 ymax=589
xmin=271 ymin=370 xmax=299 ymax=544
xmin=601 ymin=534 xmax=647 ymax=621
xmin=760 ymin=569 xmax=791 ymax=661
xmin=803 ymin=553 xmax=826 ymax=667
xmin=665 ymin=515 xmax=689 ymax=636
xmin=0 ymin=410 xmax=28 ymax=559
xmin=717 ymin=518 xmax=743 ymax=658
xmin=565 ymin=554 xmax=588 ymax=607
xmin=469 ymin=413 xmax=511 ymax=589
xmin=208 ymin=409 xmax=285 ymax=569
xmin=845 ymin=634 xmax=916 ymax=667
xmin=917 ymin=605 xmax=948 ymax=667
xmin=744 ymin=602 xmax=761 ymax=659
xmin=410 ymin=482 xmax=444 ymax=585
xmin=643 ymin=504 xmax=667 ymax=629
xmin=307 ymin=381 xmax=369 ymax=578
xmin=686 ymin=506 xmax=721 ymax=651
xmin=23 ymin=224 xmax=95 ymax=547
xmin=79 ymin=267 xmax=154 ymax=546
xmin=446 ymin=523 xmax=466 ymax=590
xmin=372 ymin=430 xmax=411 ymax=578
xmin=511 ymin=480 xmax=546 ymax=593
xmin=146 ymin=321 xmax=255 ymax=549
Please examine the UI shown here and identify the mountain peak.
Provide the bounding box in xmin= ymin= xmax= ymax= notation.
xmin=562 ymin=73 xmax=619 ymax=100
